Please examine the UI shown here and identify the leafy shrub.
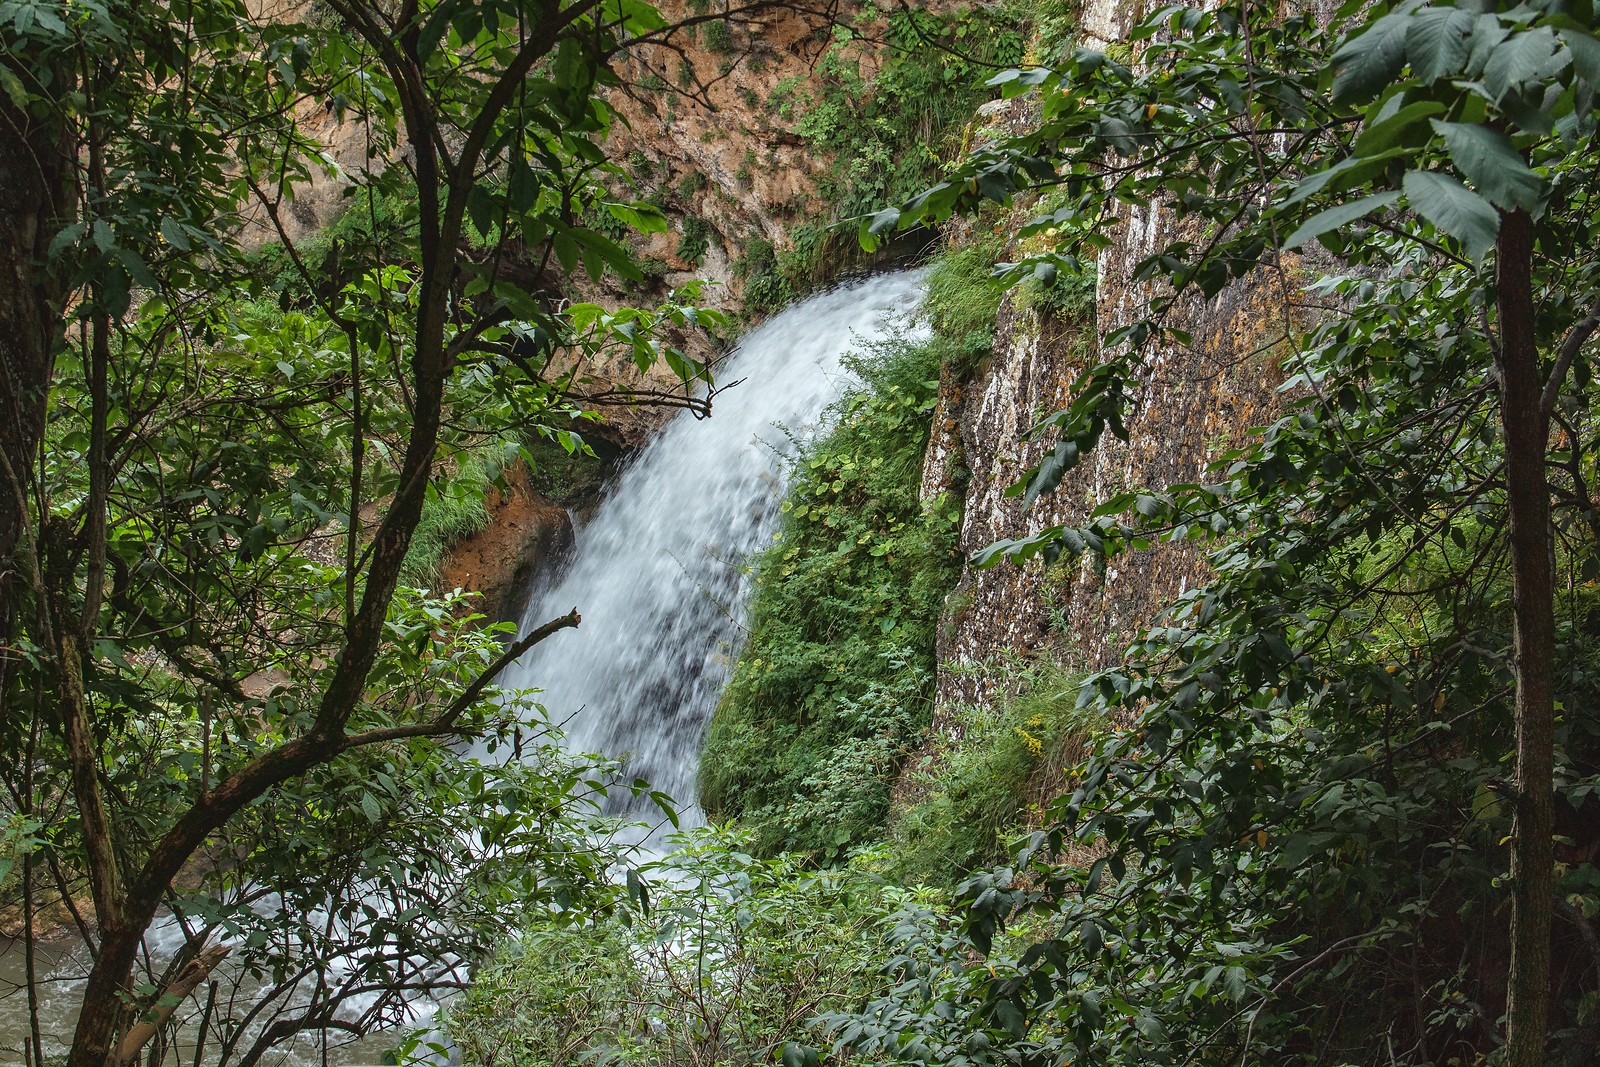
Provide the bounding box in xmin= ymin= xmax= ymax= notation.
xmin=448 ymin=919 xmax=643 ymax=1067
xmin=702 ymin=19 xmax=732 ymax=54
xmin=698 ymin=327 xmax=961 ymax=860
xmin=887 ymin=656 xmax=1093 ymax=885
xmin=245 ymin=185 xmax=417 ymax=306
xmin=732 ymin=237 xmax=792 ymax=316
xmin=1032 ymin=262 xmax=1096 ymax=322
xmin=450 ymin=829 xmax=934 ymax=1067
xmin=739 ymin=9 xmax=1024 ymax=312
xmin=774 ymin=221 xmax=842 ymax=292
xmin=675 ymin=168 xmax=709 ymax=201
xmin=675 ymin=215 xmax=715 ymax=267
xmin=788 ymin=9 xmax=1025 ymax=222
xmin=768 ymin=75 xmax=810 ymax=121
xmin=919 ymin=234 xmax=1007 ymax=375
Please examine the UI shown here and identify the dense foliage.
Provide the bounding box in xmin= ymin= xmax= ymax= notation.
xmin=0 ymin=0 xmax=755 ymax=1063
xmin=448 ymin=829 xmax=934 ymax=1067
xmin=888 ymin=656 xmax=1092 ymax=886
xmin=698 ymin=318 xmax=961 ymax=861
xmin=11 ymin=0 xmax=1600 ymax=1065
xmin=831 ymin=1 xmax=1600 ymax=1065
xmin=734 ymin=5 xmax=1027 ymax=310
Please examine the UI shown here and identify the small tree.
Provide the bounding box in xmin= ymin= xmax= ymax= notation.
xmin=0 ymin=0 xmax=835 ymax=1063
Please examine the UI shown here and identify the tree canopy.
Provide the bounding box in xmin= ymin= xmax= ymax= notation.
xmin=0 ymin=0 xmax=811 ymax=1062
xmin=836 ymin=0 xmax=1600 ymax=1064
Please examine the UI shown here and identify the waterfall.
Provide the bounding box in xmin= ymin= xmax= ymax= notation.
xmin=503 ymin=270 xmax=927 ymax=824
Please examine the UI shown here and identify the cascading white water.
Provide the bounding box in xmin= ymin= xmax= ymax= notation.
xmin=503 ymin=270 xmax=927 ymax=823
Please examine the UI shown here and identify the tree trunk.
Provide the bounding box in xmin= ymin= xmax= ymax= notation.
xmin=0 ymin=61 xmax=72 ymax=632
xmin=1496 ymin=207 xmax=1556 ymax=1067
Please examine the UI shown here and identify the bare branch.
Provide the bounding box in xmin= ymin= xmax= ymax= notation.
xmin=116 ymin=942 xmax=232 ymax=1066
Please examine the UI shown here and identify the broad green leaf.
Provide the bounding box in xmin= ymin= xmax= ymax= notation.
xmin=159 ymin=217 xmax=191 ymax=251
xmin=605 ymin=201 xmax=668 ymax=235
xmin=1402 ymin=169 xmax=1499 ymax=260
xmin=1352 ymin=100 xmax=1445 ymax=156
xmin=1330 ymin=13 xmax=1412 ymax=103
xmin=1283 ymin=191 xmax=1400 ymax=250
xmin=1481 ymin=27 xmax=1568 ymax=104
xmin=508 ymin=161 xmax=539 ymax=212
xmin=1283 ymin=151 xmax=1401 ymax=205
xmin=1561 ymin=28 xmax=1600 ymax=87
xmin=0 ymin=65 xmax=28 ymax=108
xmin=1431 ymin=120 xmax=1544 ymax=211
xmin=1405 ymin=7 xmax=1474 ymax=82
xmin=553 ymin=230 xmax=578 ymax=274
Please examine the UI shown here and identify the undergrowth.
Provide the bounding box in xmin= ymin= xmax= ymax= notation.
xmin=886 ymin=655 xmax=1094 ymax=886
xmin=397 ymin=433 xmax=608 ymax=588
xmin=733 ymin=6 xmax=1025 ymax=315
xmin=398 ymin=451 xmax=501 ymax=587
xmin=449 ymin=828 xmax=937 ymax=1067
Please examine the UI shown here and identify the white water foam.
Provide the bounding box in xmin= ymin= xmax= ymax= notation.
xmin=503 ymin=270 xmax=927 ymax=824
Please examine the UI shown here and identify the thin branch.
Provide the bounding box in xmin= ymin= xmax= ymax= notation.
xmin=1539 ymin=291 xmax=1600 ymax=419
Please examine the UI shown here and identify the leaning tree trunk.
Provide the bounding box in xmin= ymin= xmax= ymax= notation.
xmin=1496 ymin=207 xmax=1556 ymax=1067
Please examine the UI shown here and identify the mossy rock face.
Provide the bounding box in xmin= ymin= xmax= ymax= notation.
xmin=522 ymin=435 xmax=620 ymax=509
xmin=698 ymin=320 xmax=963 ymax=861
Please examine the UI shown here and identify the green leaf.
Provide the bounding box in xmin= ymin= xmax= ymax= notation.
xmin=1282 ymin=191 xmax=1400 ymax=250
xmin=1431 ymin=120 xmax=1544 ymax=211
xmin=1561 ymin=28 xmax=1600 ymax=87
xmin=1481 ymin=27 xmax=1568 ymax=104
xmin=467 ymin=186 xmax=497 ymax=241
xmin=780 ymin=1043 xmax=819 ymax=1067
xmin=1402 ymin=169 xmax=1499 ymax=260
xmin=605 ymin=201 xmax=668 ymax=235
xmin=0 ymin=65 xmax=28 ymax=108
xmin=159 ymin=217 xmax=191 ymax=252
xmin=1352 ymin=100 xmax=1445 ymax=156
xmin=1330 ymin=13 xmax=1412 ymax=103
xmin=508 ymin=161 xmax=540 ymax=212
xmin=1405 ymin=7 xmax=1474 ymax=82
xmin=858 ymin=208 xmax=900 ymax=252
xmin=553 ymin=231 xmax=578 ymax=274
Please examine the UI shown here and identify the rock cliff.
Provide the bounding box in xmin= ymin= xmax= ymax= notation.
xmin=922 ymin=1 xmax=1301 ymax=719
